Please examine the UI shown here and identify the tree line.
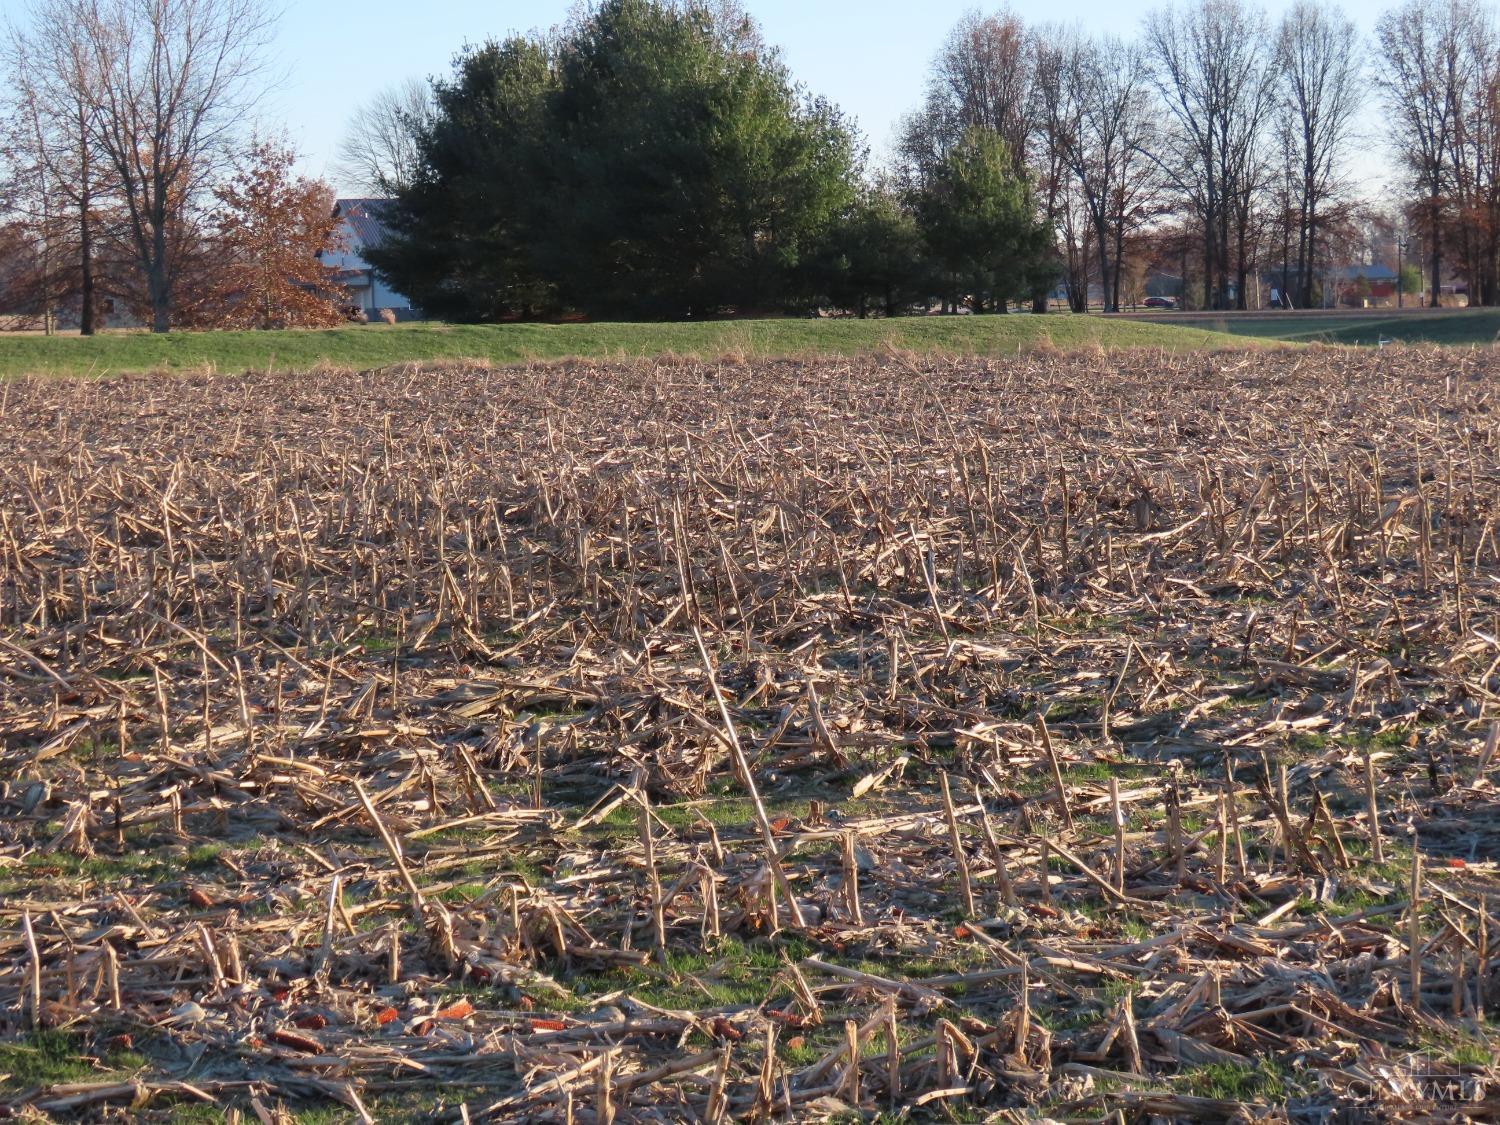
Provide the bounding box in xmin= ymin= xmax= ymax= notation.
xmin=881 ymin=0 xmax=1496 ymax=314
xmin=0 ymin=0 xmax=354 ymax=334
xmin=4 ymin=0 xmax=1500 ymax=331
xmin=355 ymin=0 xmax=1500 ymax=318
xmin=356 ymin=1 xmax=1052 ymax=322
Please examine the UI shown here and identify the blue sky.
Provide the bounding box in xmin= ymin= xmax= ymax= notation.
xmin=269 ymin=0 xmax=1392 ymax=196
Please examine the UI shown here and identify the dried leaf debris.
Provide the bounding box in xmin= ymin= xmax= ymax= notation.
xmin=0 ymin=347 xmax=1498 ymax=1121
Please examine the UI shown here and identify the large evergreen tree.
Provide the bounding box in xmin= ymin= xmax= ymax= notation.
xmin=367 ymin=0 xmax=860 ymax=321
xmin=915 ymin=129 xmax=1055 ymax=312
xmin=365 ymin=38 xmax=558 ymax=322
xmin=814 ymin=185 xmax=933 ymax=318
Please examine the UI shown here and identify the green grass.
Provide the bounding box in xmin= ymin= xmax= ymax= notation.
xmin=1178 ymin=1059 xmax=1293 ymax=1102
xmin=1448 ymin=1039 xmax=1497 ymax=1068
xmin=0 ymin=315 xmax=1260 ymax=378
xmin=0 ymin=1030 xmax=144 ymax=1093
xmin=1148 ymin=307 xmax=1500 ymax=347
xmin=546 ymin=935 xmax=814 ymax=1014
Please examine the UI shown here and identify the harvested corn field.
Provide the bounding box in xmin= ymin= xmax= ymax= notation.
xmin=1 ymin=348 xmax=1499 ymax=1122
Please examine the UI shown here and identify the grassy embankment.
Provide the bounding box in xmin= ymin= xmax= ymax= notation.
xmin=12 ymin=306 xmax=1497 ymax=380
xmin=0 ymin=315 xmax=1254 ymax=378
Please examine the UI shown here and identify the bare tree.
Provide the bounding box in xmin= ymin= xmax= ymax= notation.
xmin=336 ymin=77 xmax=434 ymax=196
xmin=65 ymin=0 xmax=277 ymax=332
xmin=1029 ymin=31 xmax=1078 ymax=312
xmin=898 ymin=9 xmax=1033 ymax=185
xmin=1053 ymin=177 xmax=1094 ymax=312
xmin=1275 ymin=2 xmax=1362 ymax=308
xmin=1446 ymin=8 xmax=1500 ymax=305
xmin=1058 ymin=34 xmax=1162 ymax=312
xmin=1376 ymin=0 xmax=1471 ymax=308
xmin=1145 ymin=0 xmax=1274 ymax=310
xmin=1267 ymin=108 xmax=1301 ymax=304
xmin=0 ymin=118 xmax=65 ymax=331
xmin=3 ymin=3 xmax=112 ymax=333
xmin=1225 ymin=64 xmax=1276 ymax=311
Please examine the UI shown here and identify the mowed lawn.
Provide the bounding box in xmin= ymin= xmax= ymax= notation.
xmin=1139 ymin=306 xmax=1500 ymax=347
xmin=0 ymin=315 xmax=1254 ymax=378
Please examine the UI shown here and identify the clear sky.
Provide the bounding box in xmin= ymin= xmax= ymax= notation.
xmin=265 ymin=0 xmax=1393 ymax=197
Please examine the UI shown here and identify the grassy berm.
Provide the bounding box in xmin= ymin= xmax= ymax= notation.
xmin=0 ymin=314 xmax=1251 ymax=378
xmin=0 ymin=348 xmax=1498 ymax=1122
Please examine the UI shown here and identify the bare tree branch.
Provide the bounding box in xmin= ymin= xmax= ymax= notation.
xmin=335 ymin=76 xmax=434 ymax=197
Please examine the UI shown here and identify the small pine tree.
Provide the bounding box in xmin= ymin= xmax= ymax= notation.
xmin=915 ymin=128 xmax=1055 ymax=313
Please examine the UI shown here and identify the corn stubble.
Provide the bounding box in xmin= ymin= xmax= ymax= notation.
xmin=0 ymin=347 xmax=1498 ymax=1120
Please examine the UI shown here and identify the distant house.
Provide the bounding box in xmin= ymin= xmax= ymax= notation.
xmin=1327 ymin=263 xmax=1400 ymax=308
xmin=1258 ymin=263 xmax=1433 ymax=309
xmin=321 ymin=199 xmax=419 ymax=320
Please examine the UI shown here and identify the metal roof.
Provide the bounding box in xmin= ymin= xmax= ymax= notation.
xmin=334 ymin=199 xmax=394 ymax=250
xmin=1328 ymin=263 xmax=1399 ymax=282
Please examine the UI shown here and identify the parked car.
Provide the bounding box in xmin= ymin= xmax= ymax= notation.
xmin=1142 ymin=296 xmax=1176 ymax=309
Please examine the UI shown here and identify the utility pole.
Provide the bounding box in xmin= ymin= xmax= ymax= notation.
xmin=1396 ymin=237 xmax=1406 ymax=309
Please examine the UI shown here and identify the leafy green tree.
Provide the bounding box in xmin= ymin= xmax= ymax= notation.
xmin=541 ymin=0 xmax=857 ymax=318
xmin=1398 ymin=263 xmax=1423 ymax=302
xmin=368 ymin=1 xmax=860 ymax=321
xmin=364 ymin=38 xmax=558 ymax=322
xmin=814 ymin=185 xmax=933 ymax=317
xmin=915 ymin=128 xmax=1055 ymax=313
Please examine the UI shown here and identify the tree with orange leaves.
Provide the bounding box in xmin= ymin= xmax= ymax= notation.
xmin=188 ymin=140 xmax=347 ymax=330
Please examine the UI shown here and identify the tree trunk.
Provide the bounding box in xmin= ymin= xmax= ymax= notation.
xmin=1113 ymin=219 xmax=1125 ymax=312
xmin=1094 ymin=216 xmax=1115 ymax=313
xmin=1180 ymin=240 xmax=1190 ymax=310
xmin=1280 ymin=208 xmax=1291 ymax=307
xmin=1301 ymin=214 xmax=1316 ymax=310
xmin=78 ymin=198 xmax=95 ymax=337
xmin=150 ymin=266 xmax=171 ymax=333
xmin=1296 ymin=158 xmax=1315 ymax=308
xmin=1456 ymin=210 xmax=1476 ymax=307
xmin=1219 ymin=203 xmax=1233 ymax=311
xmin=77 ymin=105 xmax=96 ymax=337
xmin=1484 ymin=225 xmax=1500 ymax=306
xmin=1235 ymin=206 xmax=1249 ymax=311
xmin=150 ymin=206 xmax=171 ymax=332
xmin=1430 ymin=193 xmax=1443 ymax=308
xmin=1202 ymin=208 xmax=1215 ymax=310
